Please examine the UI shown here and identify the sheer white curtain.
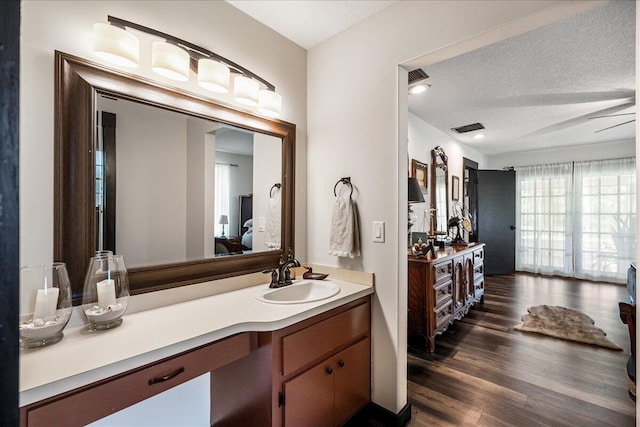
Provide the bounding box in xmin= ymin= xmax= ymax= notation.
xmin=515 ymin=162 xmax=574 ymax=276
xmin=214 ymin=164 xmax=230 ymax=236
xmin=515 ymin=158 xmax=636 ymax=283
xmin=573 ymin=157 xmax=636 ymax=282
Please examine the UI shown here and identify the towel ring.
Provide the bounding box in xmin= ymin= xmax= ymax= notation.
xmin=333 ymin=177 xmax=353 ymax=198
xmin=270 ymin=183 xmax=281 ymax=198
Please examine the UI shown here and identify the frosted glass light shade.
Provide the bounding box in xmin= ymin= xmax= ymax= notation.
xmin=93 ymin=23 xmax=139 ymax=68
xmin=258 ymin=90 xmax=282 ymax=118
xmin=198 ymin=59 xmax=230 ymax=93
xmin=233 ymin=76 xmax=259 ymax=106
xmin=152 ymin=41 xmax=190 ymax=82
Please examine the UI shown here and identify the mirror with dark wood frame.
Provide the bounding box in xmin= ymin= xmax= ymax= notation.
xmin=430 ymin=146 xmax=449 ymax=234
xmin=55 ymin=51 xmax=295 ymax=303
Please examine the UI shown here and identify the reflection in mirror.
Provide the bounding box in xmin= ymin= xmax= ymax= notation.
xmin=95 ymin=96 xmax=282 ymax=268
xmin=431 ymin=146 xmax=449 ymax=233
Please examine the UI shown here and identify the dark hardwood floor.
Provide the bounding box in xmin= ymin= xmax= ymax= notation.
xmin=407 ymin=273 xmax=636 ymax=427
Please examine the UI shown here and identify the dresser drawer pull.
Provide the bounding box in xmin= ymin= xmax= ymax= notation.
xmin=326 ymin=367 xmax=334 ymax=375
xmin=148 ymin=367 xmax=185 ymax=385
xmin=338 ymin=360 xmax=345 ymax=368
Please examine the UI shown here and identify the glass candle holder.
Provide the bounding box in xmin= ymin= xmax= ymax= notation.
xmin=19 ymin=263 xmax=73 ymax=348
xmin=82 ymin=253 xmax=130 ymax=330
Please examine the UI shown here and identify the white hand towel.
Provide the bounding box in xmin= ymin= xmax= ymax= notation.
xmin=329 ymin=193 xmax=361 ymax=258
xmin=265 ymin=190 xmax=281 ymax=249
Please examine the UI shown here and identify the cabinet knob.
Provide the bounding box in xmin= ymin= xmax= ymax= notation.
xmin=338 ymin=360 xmax=345 ymax=368
xmin=326 ymin=367 xmax=333 ymax=375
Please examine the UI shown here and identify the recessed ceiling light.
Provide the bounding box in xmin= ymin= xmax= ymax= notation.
xmin=473 ymin=133 xmax=485 ymax=140
xmin=409 ymin=84 xmax=428 ymax=95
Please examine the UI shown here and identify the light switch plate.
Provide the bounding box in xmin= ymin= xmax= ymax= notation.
xmin=258 ymin=217 xmax=265 ymax=232
xmin=373 ymin=221 xmax=385 ymax=243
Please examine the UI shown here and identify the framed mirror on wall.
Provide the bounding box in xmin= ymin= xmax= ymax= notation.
xmin=430 ymin=146 xmax=449 ymax=234
xmin=55 ymin=51 xmax=296 ymax=303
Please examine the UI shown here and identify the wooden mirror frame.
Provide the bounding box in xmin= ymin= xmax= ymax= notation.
xmin=54 ymin=51 xmax=295 ymax=303
xmin=430 ymin=146 xmax=449 ymax=232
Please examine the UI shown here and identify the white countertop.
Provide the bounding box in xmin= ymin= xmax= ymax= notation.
xmin=20 ymin=279 xmax=373 ymax=406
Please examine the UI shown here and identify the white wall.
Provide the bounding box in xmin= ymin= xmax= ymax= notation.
xmin=486 ymin=139 xmax=635 ymax=169
xmin=186 ymin=118 xmax=217 ymax=261
xmin=408 ymin=112 xmax=488 ymax=233
xmin=253 ymin=134 xmax=283 ymax=251
xmin=20 ymin=0 xmax=308 ymax=267
xmin=307 ymin=0 xmax=598 ymax=414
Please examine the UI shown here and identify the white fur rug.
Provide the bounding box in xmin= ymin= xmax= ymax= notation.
xmin=514 ymin=305 xmax=621 ymax=350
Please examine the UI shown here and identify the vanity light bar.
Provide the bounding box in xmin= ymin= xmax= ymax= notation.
xmin=93 ymin=16 xmax=281 ymax=117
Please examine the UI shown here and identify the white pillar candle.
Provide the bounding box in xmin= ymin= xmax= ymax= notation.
xmin=33 ymin=287 xmax=59 ymax=321
xmin=97 ymin=279 xmax=117 ymax=307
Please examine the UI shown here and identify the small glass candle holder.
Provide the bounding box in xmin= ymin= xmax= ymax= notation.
xmin=82 ymin=253 xmax=130 ymax=330
xmin=19 ymin=263 xmax=73 ymax=348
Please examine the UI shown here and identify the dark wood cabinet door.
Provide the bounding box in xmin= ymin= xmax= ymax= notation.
xmin=333 ymin=339 xmax=371 ymax=426
xmin=283 ymin=360 xmax=334 ymax=427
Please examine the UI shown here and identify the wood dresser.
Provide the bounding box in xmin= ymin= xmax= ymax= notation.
xmin=408 ymin=243 xmax=485 ymax=352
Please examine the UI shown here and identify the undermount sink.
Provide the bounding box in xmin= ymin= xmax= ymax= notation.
xmin=255 ymin=281 xmax=340 ymax=304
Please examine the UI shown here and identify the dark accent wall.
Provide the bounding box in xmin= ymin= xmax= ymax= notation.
xmin=0 ymin=0 xmax=20 ymax=424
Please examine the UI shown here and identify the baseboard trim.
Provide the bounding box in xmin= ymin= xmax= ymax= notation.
xmin=345 ymin=401 xmax=412 ymax=426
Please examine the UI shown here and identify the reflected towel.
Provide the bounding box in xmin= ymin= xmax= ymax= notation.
xmin=265 ymin=190 xmax=281 ymax=249
xmin=329 ymin=194 xmax=361 ymax=258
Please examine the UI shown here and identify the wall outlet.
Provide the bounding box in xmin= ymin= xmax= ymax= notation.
xmin=373 ymin=221 xmax=385 ymax=243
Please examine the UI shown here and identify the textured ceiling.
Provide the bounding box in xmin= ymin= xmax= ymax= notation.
xmin=408 ymin=1 xmax=636 ymax=156
xmin=226 ymin=0 xmax=398 ymax=49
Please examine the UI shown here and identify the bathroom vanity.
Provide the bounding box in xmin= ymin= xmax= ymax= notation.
xmin=408 ymin=243 xmax=485 ymax=352
xmin=19 ymin=278 xmax=373 ymax=426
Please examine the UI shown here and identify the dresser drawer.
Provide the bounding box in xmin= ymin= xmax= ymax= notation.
xmin=433 ymin=280 xmax=453 ymax=308
xmin=281 ymin=301 xmax=370 ymax=376
xmin=434 ymin=299 xmax=453 ymax=332
xmin=23 ymin=332 xmax=253 ymax=427
xmin=474 ymin=263 xmax=484 ymax=276
xmin=473 ymin=248 xmax=484 ymax=265
xmin=433 ymin=261 xmax=453 ymax=285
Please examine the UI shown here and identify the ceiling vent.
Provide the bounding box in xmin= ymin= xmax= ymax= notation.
xmin=408 ymin=68 xmax=429 ymax=84
xmin=452 ymin=123 xmax=485 ymax=134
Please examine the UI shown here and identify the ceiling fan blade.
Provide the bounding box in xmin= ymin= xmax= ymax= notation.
xmin=594 ymin=119 xmax=636 ymax=133
xmin=588 ymin=112 xmax=636 ymax=120
xmin=524 ymin=100 xmax=636 ymax=138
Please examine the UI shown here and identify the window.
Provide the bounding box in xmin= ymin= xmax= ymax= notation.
xmin=516 ymin=158 xmax=636 ymax=283
xmin=214 ymin=164 xmax=230 ymax=236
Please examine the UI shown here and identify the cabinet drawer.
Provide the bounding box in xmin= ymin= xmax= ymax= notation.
xmin=434 ymin=299 xmax=453 ymax=331
xmin=474 ymin=263 xmax=484 ymax=276
xmin=23 ymin=333 xmax=253 ymax=427
xmin=433 ymin=280 xmax=453 ymax=308
xmin=473 ymin=248 xmax=484 ymax=265
xmin=282 ymin=302 xmax=370 ymax=376
xmin=433 ymin=261 xmax=452 ymax=285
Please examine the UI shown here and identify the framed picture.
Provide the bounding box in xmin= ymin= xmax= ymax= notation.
xmin=411 ymin=159 xmax=428 ymax=190
xmin=452 ymin=175 xmax=460 ymax=201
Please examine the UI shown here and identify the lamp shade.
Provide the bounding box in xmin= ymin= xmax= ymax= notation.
xmin=408 ymin=177 xmax=425 ymax=203
xmin=218 ymin=215 xmax=229 ymax=225
xmin=258 ymin=89 xmax=282 ymax=118
xmin=233 ymin=76 xmax=259 ymax=106
xmin=93 ymin=23 xmax=139 ymax=68
xmin=198 ymin=59 xmax=230 ymax=93
xmin=152 ymin=41 xmax=190 ymax=82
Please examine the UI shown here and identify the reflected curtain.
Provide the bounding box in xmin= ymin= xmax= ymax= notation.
xmin=214 ymin=164 xmax=230 ymax=236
